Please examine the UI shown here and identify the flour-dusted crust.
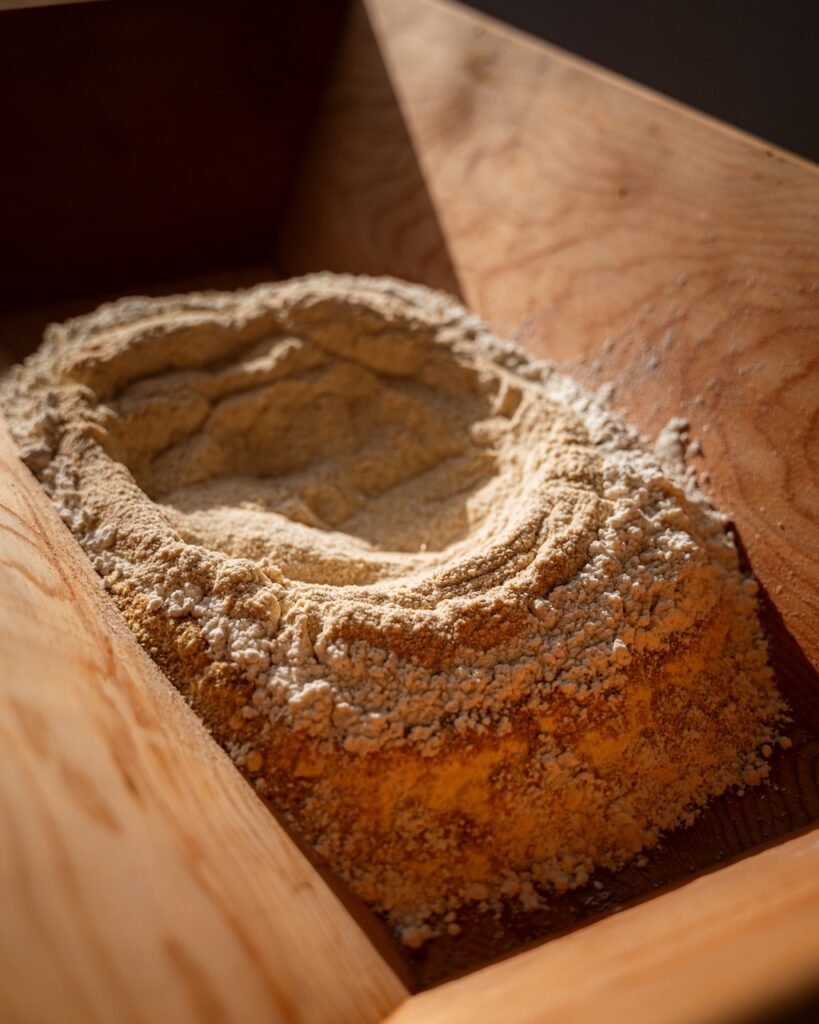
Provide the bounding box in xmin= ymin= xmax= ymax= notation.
xmin=1 ymin=273 xmax=784 ymax=943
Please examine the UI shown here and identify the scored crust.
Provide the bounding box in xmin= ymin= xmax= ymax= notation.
xmin=0 ymin=273 xmax=784 ymax=943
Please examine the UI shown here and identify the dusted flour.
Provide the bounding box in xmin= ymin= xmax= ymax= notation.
xmin=0 ymin=274 xmax=784 ymax=944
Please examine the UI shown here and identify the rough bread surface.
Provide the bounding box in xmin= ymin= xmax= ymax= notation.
xmin=0 ymin=273 xmax=784 ymax=944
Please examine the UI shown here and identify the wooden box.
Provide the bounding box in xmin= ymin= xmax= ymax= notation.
xmin=1 ymin=2 xmax=817 ymax=1021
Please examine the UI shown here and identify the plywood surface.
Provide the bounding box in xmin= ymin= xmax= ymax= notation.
xmin=279 ymin=0 xmax=819 ymax=990
xmin=0 ymin=416 xmax=407 ymax=1024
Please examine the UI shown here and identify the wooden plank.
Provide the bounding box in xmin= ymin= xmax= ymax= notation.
xmin=0 ymin=414 xmax=408 ymax=1024
xmin=278 ymin=0 xmax=819 ymax=993
xmin=384 ymin=829 xmax=819 ymax=1024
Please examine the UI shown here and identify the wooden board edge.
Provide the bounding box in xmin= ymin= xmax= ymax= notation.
xmin=416 ymin=0 xmax=819 ymax=176
xmin=384 ymin=828 xmax=819 ymax=1024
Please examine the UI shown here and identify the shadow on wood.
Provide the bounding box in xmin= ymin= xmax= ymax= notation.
xmin=277 ymin=0 xmax=464 ymax=300
xmin=0 ymin=0 xmax=348 ymax=314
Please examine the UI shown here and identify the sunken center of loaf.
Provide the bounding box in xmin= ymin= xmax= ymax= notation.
xmin=100 ymin=284 xmax=604 ymax=624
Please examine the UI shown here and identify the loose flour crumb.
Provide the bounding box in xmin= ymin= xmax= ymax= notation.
xmin=0 ymin=273 xmax=785 ymax=943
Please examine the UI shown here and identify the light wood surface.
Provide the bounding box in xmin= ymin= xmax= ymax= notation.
xmin=279 ymin=0 xmax=819 ymax=993
xmin=385 ymin=829 xmax=819 ymax=1024
xmin=0 ymin=416 xmax=407 ymax=1024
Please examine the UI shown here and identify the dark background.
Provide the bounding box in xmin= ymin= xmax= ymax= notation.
xmin=0 ymin=0 xmax=348 ymax=309
xmin=462 ymin=0 xmax=819 ymax=163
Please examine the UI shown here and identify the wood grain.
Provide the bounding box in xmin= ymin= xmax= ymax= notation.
xmin=385 ymin=830 xmax=819 ymax=1024
xmin=279 ymin=0 xmax=819 ymax=991
xmin=0 ymin=416 xmax=408 ymax=1024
